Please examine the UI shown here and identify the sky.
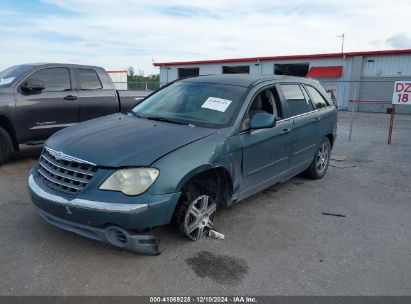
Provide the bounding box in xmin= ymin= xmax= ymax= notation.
xmin=1 ymin=0 xmax=411 ymax=75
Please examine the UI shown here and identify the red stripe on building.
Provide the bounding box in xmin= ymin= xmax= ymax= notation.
xmin=306 ymin=66 xmax=343 ymax=78
xmin=153 ymin=49 xmax=411 ymax=67
xmin=349 ymin=100 xmax=391 ymax=103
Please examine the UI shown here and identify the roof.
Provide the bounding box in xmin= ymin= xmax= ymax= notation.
xmin=18 ymin=63 xmax=104 ymax=69
xmin=180 ymin=74 xmax=318 ymax=88
xmin=153 ymin=49 xmax=411 ymax=67
xmin=306 ymin=66 xmax=343 ymax=78
xmin=107 ymin=70 xmax=128 ymax=73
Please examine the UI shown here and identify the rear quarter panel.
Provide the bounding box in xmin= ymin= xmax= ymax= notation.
xmin=314 ymin=83 xmax=338 ymax=145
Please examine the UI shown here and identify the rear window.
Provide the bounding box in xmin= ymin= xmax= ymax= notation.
xmin=281 ymin=84 xmax=312 ymax=116
xmin=305 ymin=85 xmax=329 ymax=109
xmin=78 ymin=69 xmax=102 ymax=90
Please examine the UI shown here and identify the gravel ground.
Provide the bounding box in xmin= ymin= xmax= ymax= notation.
xmin=0 ymin=111 xmax=410 ymax=295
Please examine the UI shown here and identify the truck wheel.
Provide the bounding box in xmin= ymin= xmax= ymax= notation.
xmin=176 ymin=193 xmax=217 ymax=241
xmin=304 ymin=137 xmax=331 ymax=179
xmin=0 ymin=127 xmax=13 ymax=164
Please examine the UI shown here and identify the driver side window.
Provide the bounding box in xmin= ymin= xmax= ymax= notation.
xmin=26 ymin=68 xmax=71 ymax=92
xmin=247 ymin=87 xmax=282 ymax=120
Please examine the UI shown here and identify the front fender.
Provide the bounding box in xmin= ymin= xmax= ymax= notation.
xmin=148 ymin=131 xmax=243 ymax=199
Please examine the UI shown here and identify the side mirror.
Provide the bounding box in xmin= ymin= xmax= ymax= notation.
xmin=250 ymin=113 xmax=276 ymax=129
xmin=21 ymin=79 xmax=45 ymax=93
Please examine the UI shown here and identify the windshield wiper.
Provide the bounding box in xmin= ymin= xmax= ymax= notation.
xmin=144 ymin=116 xmax=187 ymax=125
xmin=128 ymin=111 xmax=143 ymax=118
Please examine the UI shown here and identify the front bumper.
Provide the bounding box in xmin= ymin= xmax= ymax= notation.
xmin=36 ymin=206 xmax=160 ymax=255
xmin=28 ymin=168 xmax=181 ymax=255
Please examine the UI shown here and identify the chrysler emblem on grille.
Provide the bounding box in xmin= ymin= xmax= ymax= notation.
xmin=55 ymin=152 xmax=63 ymax=160
xmin=44 ymin=147 xmax=97 ymax=166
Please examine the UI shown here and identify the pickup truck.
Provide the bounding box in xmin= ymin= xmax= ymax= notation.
xmin=0 ymin=63 xmax=150 ymax=163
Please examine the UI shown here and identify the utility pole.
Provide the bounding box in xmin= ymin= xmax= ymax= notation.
xmin=337 ymin=33 xmax=345 ymax=53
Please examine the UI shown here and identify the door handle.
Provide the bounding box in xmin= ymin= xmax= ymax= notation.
xmin=63 ymin=95 xmax=77 ymax=101
xmin=314 ymin=117 xmax=321 ymax=121
xmin=281 ymin=128 xmax=291 ymax=134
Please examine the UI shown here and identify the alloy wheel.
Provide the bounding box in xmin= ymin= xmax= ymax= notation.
xmin=183 ymin=195 xmax=216 ymax=241
xmin=316 ymin=142 xmax=329 ymax=173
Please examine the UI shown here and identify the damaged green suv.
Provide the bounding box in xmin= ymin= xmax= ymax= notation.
xmin=28 ymin=75 xmax=337 ymax=255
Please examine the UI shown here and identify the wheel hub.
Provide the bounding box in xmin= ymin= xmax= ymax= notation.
xmin=183 ymin=195 xmax=217 ymax=241
xmin=316 ymin=143 xmax=329 ymax=172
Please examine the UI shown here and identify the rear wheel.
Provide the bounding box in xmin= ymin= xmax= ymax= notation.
xmin=304 ymin=137 xmax=331 ymax=179
xmin=0 ymin=127 xmax=13 ymax=164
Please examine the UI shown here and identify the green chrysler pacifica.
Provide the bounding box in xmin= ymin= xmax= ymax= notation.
xmin=28 ymin=74 xmax=337 ymax=255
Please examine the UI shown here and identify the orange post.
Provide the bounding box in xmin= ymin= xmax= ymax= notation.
xmin=388 ymin=104 xmax=396 ymax=144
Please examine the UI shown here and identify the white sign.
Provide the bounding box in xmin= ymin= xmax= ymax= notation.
xmin=201 ymin=97 xmax=232 ymax=112
xmin=392 ymin=81 xmax=411 ymax=105
xmin=0 ymin=77 xmax=15 ymax=85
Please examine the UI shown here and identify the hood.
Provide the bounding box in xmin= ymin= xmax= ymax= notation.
xmin=46 ymin=113 xmax=218 ymax=167
xmin=0 ymin=88 xmax=14 ymax=105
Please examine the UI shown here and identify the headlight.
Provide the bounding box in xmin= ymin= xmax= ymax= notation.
xmin=99 ymin=168 xmax=159 ymax=196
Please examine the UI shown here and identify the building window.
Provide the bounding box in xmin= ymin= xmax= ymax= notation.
xmin=178 ymin=67 xmax=199 ymax=79
xmin=274 ymin=63 xmax=309 ymax=77
xmin=222 ymin=65 xmax=250 ymax=74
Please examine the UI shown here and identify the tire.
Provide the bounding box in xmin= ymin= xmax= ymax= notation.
xmin=0 ymin=127 xmax=13 ymax=164
xmin=175 ymin=191 xmax=217 ymax=241
xmin=304 ymin=137 xmax=331 ymax=179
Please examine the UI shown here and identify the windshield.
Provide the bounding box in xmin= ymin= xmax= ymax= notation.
xmin=0 ymin=65 xmax=33 ymax=88
xmin=132 ymin=81 xmax=247 ymax=128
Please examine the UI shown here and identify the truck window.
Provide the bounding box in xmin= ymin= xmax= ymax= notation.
xmin=305 ymin=85 xmax=329 ymax=108
xmin=27 ymin=68 xmax=71 ymax=92
xmin=78 ymin=69 xmax=102 ymax=90
xmin=280 ymin=84 xmax=312 ymax=117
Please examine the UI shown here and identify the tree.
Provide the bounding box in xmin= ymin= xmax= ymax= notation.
xmin=126 ymin=67 xmax=160 ymax=90
xmin=128 ymin=67 xmax=134 ymax=77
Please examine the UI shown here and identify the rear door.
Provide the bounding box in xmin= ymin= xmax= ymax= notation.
xmin=279 ymin=83 xmax=320 ymax=168
xmin=15 ymin=67 xmax=79 ymax=142
xmin=304 ymin=84 xmax=337 ymax=140
xmin=76 ymin=68 xmax=118 ymax=122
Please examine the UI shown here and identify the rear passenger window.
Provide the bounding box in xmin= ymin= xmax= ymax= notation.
xmin=305 ymin=86 xmax=329 ymax=109
xmin=280 ymin=84 xmax=312 ymax=116
xmin=78 ymin=69 xmax=102 ymax=90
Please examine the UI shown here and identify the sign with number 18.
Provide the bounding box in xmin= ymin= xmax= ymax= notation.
xmin=392 ymin=81 xmax=411 ymax=105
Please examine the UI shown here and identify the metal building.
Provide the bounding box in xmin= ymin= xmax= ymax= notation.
xmin=154 ymin=49 xmax=411 ymax=113
xmin=107 ymin=70 xmax=128 ymax=90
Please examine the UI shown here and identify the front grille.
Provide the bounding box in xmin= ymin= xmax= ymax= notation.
xmin=38 ymin=148 xmax=98 ymax=194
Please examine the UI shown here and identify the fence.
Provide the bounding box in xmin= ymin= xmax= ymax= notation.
xmin=318 ymin=79 xmax=411 ymax=144
xmin=113 ymin=82 xmax=161 ymax=91
xmin=319 ymin=79 xmax=411 ymax=115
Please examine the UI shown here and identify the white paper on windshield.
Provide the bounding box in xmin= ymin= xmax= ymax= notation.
xmin=0 ymin=77 xmax=15 ymax=85
xmin=201 ymin=97 xmax=232 ymax=112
